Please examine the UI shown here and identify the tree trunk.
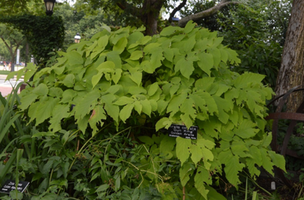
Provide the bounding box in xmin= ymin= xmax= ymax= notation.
xmin=275 ymin=0 xmax=304 ymax=112
xmin=140 ymin=0 xmax=164 ymax=36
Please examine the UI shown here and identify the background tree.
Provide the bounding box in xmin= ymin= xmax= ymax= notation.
xmin=0 ymin=40 xmax=11 ymax=61
xmin=54 ymin=1 xmax=119 ymax=49
xmin=0 ymin=15 xmax=65 ymax=67
xmin=0 ymin=0 xmax=63 ymax=68
xmin=179 ymin=0 xmax=290 ymax=88
xmin=82 ymin=0 xmax=241 ymax=35
xmin=0 ymin=24 xmax=24 ymax=71
xmin=0 ymin=0 xmax=44 ymax=16
xmin=275 ymin=0 xmax=304 ymax=111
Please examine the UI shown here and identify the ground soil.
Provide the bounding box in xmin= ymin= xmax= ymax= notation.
xmin=256 ymin=170 xmax=303 ymax=200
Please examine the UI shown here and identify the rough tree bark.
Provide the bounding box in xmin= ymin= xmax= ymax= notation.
xmin=116 ymin=0 xmax=166 ymax=36
xmin=140 ymin=0 xmax=166 ymax=36
xmin=275 ymin=0 xmax=304 ymax=112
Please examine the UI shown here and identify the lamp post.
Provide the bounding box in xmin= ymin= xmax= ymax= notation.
xmin=44 ymin=0 xmax=56 ymax=16
xmin=74 ymin=33 xmax=81 ymax=43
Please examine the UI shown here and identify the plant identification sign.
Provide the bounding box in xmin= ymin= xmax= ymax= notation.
xmin=168 ymin=124 xmax=198 ymax=139
xmin=0 ymin=180 xmax=29 ymax=194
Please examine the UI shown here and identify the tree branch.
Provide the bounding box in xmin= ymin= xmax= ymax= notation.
xmin=178 ymin=0 xmax=240 ymax=27
xmin=168 ymin=0 xmax=187 ymax=23
xmin=0 ymin=36 xmax=11 ymax=54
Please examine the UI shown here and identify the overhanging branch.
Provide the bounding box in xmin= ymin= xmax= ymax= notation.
xmin=178 ymin=0 xmax=240 ymax=27
xmin=168 ymin=0 xmax=187 ymax=23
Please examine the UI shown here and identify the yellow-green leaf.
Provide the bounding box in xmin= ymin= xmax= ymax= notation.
xmin=176 ymin=137 xmax=191 ymax=166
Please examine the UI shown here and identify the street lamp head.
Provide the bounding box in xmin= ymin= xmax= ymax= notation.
xmin=44 ymin=0 xmax=56 ymax=16
xmin=74 ymin=33 xmax=81 ymax=43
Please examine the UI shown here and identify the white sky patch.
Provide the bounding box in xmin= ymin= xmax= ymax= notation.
xmin=56 ymin=0 xmax=75 ymax=6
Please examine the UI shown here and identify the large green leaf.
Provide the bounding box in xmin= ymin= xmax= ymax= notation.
xmin=114 ymin=96 xmax=134 ymax=106
xmin=60 ymin=89 xmax=77 ymax=103
xmin=208 ymin=48 xmax=221 ymax=68
xmin=233 ymin=120 xmax=258 ymax=139
xmin=179 ymin=59 xmax=194 ymax=79
xmin=160 ymin=26 xmax=183 ymax=36
xmin=179 ymin=162 xmax=193 ymax=186
xmin=129 ymin=70 xmax=142 ymax=86
xmin=184 ymin=21 xmax=196 ymax=34
xmin=176 ymin=137 xmax=191 ymax=166
xmin=213 ymin=96 xmax=231 ymax=124
xmin=155 ymin=117 xmax=172 ymax=131
xmin=159 ymin=135 xmax=175 ymax=159
xmin=189 ymin=145 xmax=203 ymax=165
xmin=98 ymin=35 xmax=109 ymax=51
xmin=181 ymin=36 xmax=196 ymax=54
xmin=180 ymin=98 xmax=196 ymax=119
xmin=107 ymin=51 xmax=122 ymax=68
xmin=67 ymin=51 xmax=83 ymax=65
xmin=230 ymin=140 xmax=250 ymax=158
xmin=194 ymin=166 xmax=210 ymax=199
xmin=129 ymin=51 xmax=143 ymax=60
xmin=32 ymin=83 xmax=48 ymax=96
xmin=49 ymin=104 xmax=70 ymax=132
xmin=92 ymin=72 xmax=103 ymax=88
xmin=167 ymin=93 xmax=187 ymax=113
xmin=268 ymin=151 xmax=286 ymax=172
xmin=89 ymin=105 xmax=107 ymax=135
xmin=105 ymin=104 xmax=119 ymax=123
xmin=28 ymin=97 xmax=59 ymax=125
xmin=218 ymin=150 xmax=244 ymax=187
xmin=198 ymin=92 xmax=218 ymax=114
xmin=205 ymin=185 xmax=226 ymax=200
xmin=233 ymin=72 xmax=265 ymax=89
xmin=180 ymin=114 xmax=193 ymax=129
xmin=197 ymin=53 xmax=213 ymax=76
xmin=120 ymin=104 xmax=134 ymax=122
xmin=74 ymin=90 xmax=100 ymax=120
xmin=19 ymin=93 xmax=38 ymax=110
xmin=114 ymin=37 xmax=127 ymax=54
xmin=260 ymin=149 xmax=274 ymax=176
xmin=141 ymin=99 xmax=152 ymax=116
xmin=23 ymin=63 xmax=37 ymax=82
xmin=62 ymin=74 xmax=75 ymax=88
xmin=164 ymin=48 xmax=174 ymax=62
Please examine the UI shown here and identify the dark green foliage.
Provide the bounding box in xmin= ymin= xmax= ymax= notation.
xmin=82 ymin=0 xmax=143 ymax=28
xmin=179 ymin=0 xmax=224 ymax=32
xmin=0 ymin=0 xmax=41 ymax=15
xmin=180 ymin=0 xmax=291 ymax=88
xmin=54 ymin=3 xmax=119 ymax=50
xmin=0 ymin=14 xmax=65 ymax=67
xmin=216 ymin=3 xmax=286 ymax=88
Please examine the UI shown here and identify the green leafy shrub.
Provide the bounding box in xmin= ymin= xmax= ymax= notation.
xmin=10 ymin=21 xmax=285 ymax=199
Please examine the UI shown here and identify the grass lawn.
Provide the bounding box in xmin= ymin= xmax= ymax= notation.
xmin=0 ymin=70 xmax=11 ymax=75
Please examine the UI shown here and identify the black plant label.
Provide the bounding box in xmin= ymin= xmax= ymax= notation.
xmin=168 ymin=124 xmax=198 ymax=139
xmin=0 ymin=180 xmax=30 ymax=194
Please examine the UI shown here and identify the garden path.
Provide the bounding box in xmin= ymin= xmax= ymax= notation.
xmin=0 ymin=75 xmax=22 ymax=97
